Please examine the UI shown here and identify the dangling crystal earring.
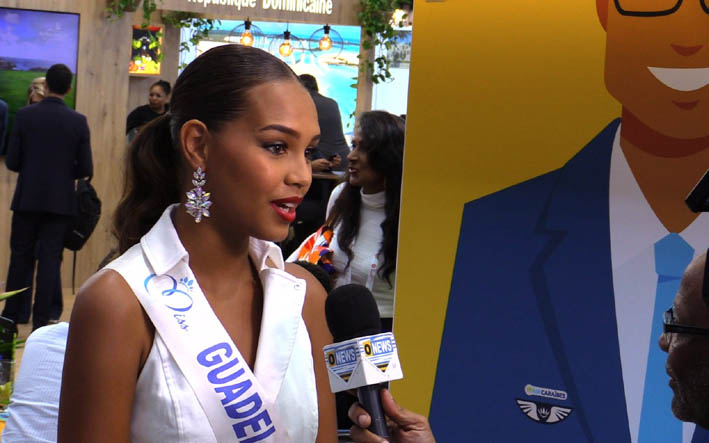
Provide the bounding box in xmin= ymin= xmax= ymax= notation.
xmin=185 ymin=167 xmax=211 ymax=223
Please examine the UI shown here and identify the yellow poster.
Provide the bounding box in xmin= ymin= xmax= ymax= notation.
xmin=396 ymin=1 xmax=709 ymax=441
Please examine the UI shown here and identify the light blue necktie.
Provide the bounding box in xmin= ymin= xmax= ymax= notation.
xmin=638 ymin=233 xmax=694 ymax=442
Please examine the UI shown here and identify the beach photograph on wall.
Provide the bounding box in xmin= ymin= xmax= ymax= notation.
xmin=0 ymin=7 xmax=80 ymax=132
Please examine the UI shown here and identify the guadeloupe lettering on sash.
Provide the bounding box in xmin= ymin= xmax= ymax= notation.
xmin=183 ymin=0 xmax=334 ymax=15
xmin=123 ymin=268 xmax=287 ymax=442
xmin=197 ymin=342 xmax=276 ymax=441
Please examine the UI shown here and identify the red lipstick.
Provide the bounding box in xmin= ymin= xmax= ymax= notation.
xmin=271 ymin=197 xmax=302 ymax=223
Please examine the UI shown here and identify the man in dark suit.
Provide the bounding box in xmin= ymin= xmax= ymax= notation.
xmin=284 ymin=74 xmax=352 ymax=257
xmin=0 ymin=98 xmax=7 ymax=155
xmin=298 ymin=74 xmax=350 ymax=171
xmin=431 ymin=1 xmax=709 ymax=442
xmin=1 ymin=64 xmax=93 ymax=331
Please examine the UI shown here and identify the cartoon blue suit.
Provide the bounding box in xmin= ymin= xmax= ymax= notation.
xmin=430 ymin=119 xmax=709 ymax=442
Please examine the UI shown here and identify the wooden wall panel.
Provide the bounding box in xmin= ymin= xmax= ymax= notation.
xmin=0 ymin=0 xmax=132 ymax=291
xmin=0 ymin=0 xmax=365 ymax=295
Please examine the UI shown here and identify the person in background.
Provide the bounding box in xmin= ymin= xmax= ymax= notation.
xmin=298 ymin=74 xmax=349 ymax=172
xmin=125 ymin=79 xmax=171 ymax=139
xmin=26 ymin=77 xmax=46 ymax=105
xmin=14 ymin=78 xmax=64 ymax=323
xmin=0 ymin=97 xmax=7 ymax=155
xmin=2 ymin=322 xmax=69 ymax=442
xmin=1 ymin=64 xmax=93 ymax=332
xmin=289 ymin=110 xmax=404 ymax=431
xmin=660 ymin=251 xmax=709 ymax=431
xmin=294 ymin=110 xmax=404 ymax=329
xmin=348 ymin=389 xmax=436 ymax=443
xmin=282 ymin=74 xmax=351 ymax=257
xmin=58 ymin=45 xmax=336 ymax=442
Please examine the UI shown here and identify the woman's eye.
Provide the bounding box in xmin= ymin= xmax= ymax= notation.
xmin=305 ymin=147 xmax=315 ymax=160
xmin=265 ymin=143 xmax=287 ymax=155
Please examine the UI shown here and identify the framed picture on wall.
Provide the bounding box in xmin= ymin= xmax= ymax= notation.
xmin=129 ymin=26 xmax=163 ymax=76
xmin=0 ymin=7 xmax=80 ymax=153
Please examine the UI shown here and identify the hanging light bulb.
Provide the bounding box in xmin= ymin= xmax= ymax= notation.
xmin=279 ymin=30 xmax=293 ymax=57
xmin=391 ymin=9 xmax=406 ymax=27
xmin=240 ymin=20 xmax=254 ymax=46
xmin=319 ymin=25 xmax=333 ymax=51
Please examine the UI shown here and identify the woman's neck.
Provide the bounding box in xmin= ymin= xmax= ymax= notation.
xmin=173 ymin=206 xmax=253 ymax=295
xmin=362 ymin=182 xmax=385 ymax=194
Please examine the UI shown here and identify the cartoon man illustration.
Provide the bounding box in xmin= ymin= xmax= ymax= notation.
xmin=431 ymin=1 xmax=709 ymax=442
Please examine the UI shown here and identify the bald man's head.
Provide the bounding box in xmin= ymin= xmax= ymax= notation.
xmin=660 ymin=253 xmax=709 ymax=428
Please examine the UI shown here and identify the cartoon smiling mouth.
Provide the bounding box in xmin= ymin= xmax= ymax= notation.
xmin=648 ymin=67 xmax=709 ymax=92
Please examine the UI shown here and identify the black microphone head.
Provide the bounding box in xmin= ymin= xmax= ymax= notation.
xmin=294 ymin=260 xmax=334 ymax=293
xmin=325 ymin=284 xmax=381 ymax=342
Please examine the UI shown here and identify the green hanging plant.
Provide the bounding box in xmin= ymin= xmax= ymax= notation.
xmin=162 ymin=11 xmax=220 ymax=68
xmin=106 ymin=1 xmax=218 ymax=69
xmin=106 ymin=0 xmax=159 ymax=29
xmin=106 ymin=0 xmax=142 ymax=20
xmin=140 ymin=0 xmax=158 ymax=28
xmin=357 ymin=0 xmax=411 ymax=84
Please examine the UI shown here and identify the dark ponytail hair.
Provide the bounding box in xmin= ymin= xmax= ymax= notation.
xmin=326 ymin=111 xmax=405 ymax=286
xmin=114 ymin=45 xmax=299 ymax=253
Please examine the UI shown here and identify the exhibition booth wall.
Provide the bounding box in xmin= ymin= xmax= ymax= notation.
xmin=0 ymin=0 xmax=361 ymax=292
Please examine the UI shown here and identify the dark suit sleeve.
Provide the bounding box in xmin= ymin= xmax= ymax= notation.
xmin=5 ymin=113 xmax=22 ymax=172
xmin=74 ymin=115 xmax=93 ymax=178
xmin=329 ymin=100 xmax=349 ymax=170
xmin=0 ymin=102 xmax=7 ymax=155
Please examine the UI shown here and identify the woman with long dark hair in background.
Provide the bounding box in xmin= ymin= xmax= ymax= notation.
xmin=319 ymin=111 xmax=403 ymax=329
xmin=289 ymin=110 xmax=404 ymax=432
xmin=58 ymin=45 xmax=336 ymax=443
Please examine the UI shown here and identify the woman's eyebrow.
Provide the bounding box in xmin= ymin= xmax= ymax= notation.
xmin=258 ymin=124 xmax=300 ymax=137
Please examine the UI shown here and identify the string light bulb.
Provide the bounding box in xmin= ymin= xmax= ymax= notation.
xmin=279 ymin=30 xmax=293 ymax=57
xmin=319 ymin=25 xmax=333 ymax=51
xmin=240 ymin=20 xmax=254 ymax=46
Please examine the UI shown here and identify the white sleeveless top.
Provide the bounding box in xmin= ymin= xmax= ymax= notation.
xmin=105 ymin=205 xmax=319 ymax=442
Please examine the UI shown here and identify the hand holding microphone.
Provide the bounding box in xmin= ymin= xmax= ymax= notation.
xmin=324 ymin=284 xmax=396 ymax=438
xmin=324 ymin=284 xmax=435 ymax=442
xmin=348 ymin=388 xmax=436 ymax=443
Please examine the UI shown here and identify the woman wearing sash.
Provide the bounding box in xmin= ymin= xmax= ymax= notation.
xmin=58 ymin=45 xmax=337 ymax=442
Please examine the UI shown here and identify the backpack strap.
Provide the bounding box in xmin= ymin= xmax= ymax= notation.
xmin=71 ymin=250 xmax=77 ymax=295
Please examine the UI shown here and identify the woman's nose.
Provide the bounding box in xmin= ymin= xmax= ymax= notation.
xmin=287 ymin=155 xmax=311 ymax=190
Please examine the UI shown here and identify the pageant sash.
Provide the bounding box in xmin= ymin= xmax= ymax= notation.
xmin=129 ymin=267 xmax=287 ymax=443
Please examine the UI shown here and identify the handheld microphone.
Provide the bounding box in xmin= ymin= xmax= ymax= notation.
xmin=324 ymin=284 xmax=403 ymax=438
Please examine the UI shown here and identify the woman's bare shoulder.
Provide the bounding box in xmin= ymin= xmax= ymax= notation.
xmin=74 ymin=269 xmax=142 ymax=317
xmin=70 ymin=268 xmax=153 ymax=357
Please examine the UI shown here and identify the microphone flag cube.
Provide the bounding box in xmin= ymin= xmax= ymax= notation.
xmin=323 ymin=332 xmax=403 ymax=393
